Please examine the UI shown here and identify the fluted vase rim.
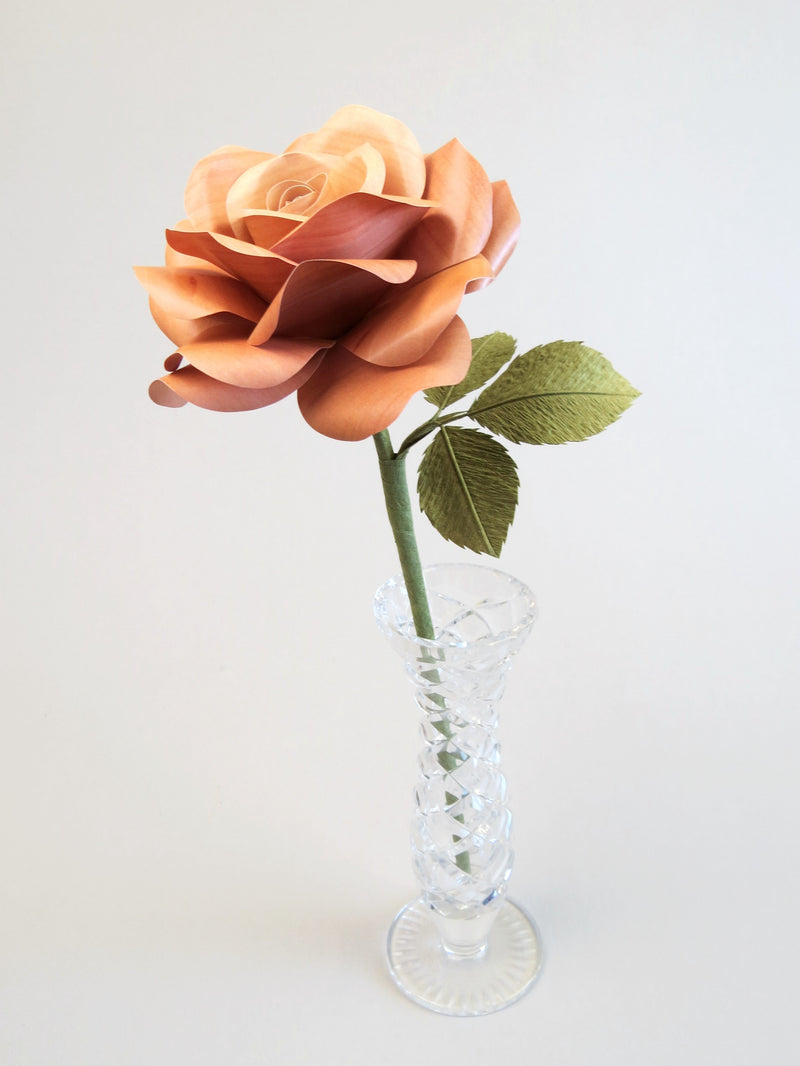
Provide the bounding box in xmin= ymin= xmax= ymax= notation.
xmin=374 ymin=562 xmax=537 ymax=651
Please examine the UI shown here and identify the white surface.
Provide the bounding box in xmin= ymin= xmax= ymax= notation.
xmin=2 ymin=0 xmax=798 ymax=1062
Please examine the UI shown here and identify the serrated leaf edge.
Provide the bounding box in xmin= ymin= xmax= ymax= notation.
xmin=424 ymin=331 xmax=517 ymax=413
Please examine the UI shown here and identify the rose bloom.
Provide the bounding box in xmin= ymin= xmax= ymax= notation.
xmin=136 ymin=105 xmax=519 ymax=441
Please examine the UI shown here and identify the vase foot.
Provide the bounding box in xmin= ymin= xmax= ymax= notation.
xmin=386 ymin=897 xmax=542 ymax=1016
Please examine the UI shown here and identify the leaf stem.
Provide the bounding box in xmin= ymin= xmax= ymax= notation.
xmin=395 ymin=419 xmax=440 ymax=459
xmin=395 ymin=410 xmax=468 ymax=458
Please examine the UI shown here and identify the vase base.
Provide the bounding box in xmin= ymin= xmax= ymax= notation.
xmin=386 ymin=898 xmax=542 ymax=1016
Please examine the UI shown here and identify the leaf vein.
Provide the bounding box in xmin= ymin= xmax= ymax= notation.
xmin=440 ymin=427 xmax=494 ymax=554
xmin=470 ymin=390 xmax=638 ymax=417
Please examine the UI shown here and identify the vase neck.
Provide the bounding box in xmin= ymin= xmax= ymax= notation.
xmin=405 ymin=643 xmax=514 ymax=730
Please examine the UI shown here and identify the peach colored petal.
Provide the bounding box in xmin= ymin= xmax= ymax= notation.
xmin=164 ymin=220 xmax=228 ymax=273
xmin=272 ymin=193 xmax=429 ymax=263
xmin=308 ymin=144 xmax=387 ymax=213
xmin=134 ymin=267 xmax=267 ymax=322
xmin=164 ymin=351 xmax=183 ymax=371
xmin=248 ymin=258 xmax=417 ymax=346
xmin=148 ymin=299 xmax=252 ymax=347
xmin=149 ymin=378 xmax=188 ymax=407
xmin=185 ymin=146 xmax=273 ymax=236
xmin=226 ymin=153 xmax=335 ymax=239
xmin=240 ymin=211 xmax=304 ymax=248
xmin=285 ymin=105 xmax=426 ymax=199
xmin=344 ymin=255 xmax=491 ymax=367
xmin=266 ymin=175 xmax=324 ymax=214
xmin=398 ymin=139 xmax=493 ymax=281
xmin=149 ymin=352 xmax=325 ymax=412
xmin=466 ymin=180 xmax=521 ymax=293
xmin=178 ymin=324 xmax=334 ymax=388
xmin=149 ymin=298 xmax=208 ymax=346
xmin=165 ymin=229 xmax=294 ymax=302
xmin=298 ymin=316 xmax=471 ymax=441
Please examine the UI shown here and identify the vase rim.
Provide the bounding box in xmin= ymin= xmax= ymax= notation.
xmin=374 ymin=562 xmax=537 ymax=650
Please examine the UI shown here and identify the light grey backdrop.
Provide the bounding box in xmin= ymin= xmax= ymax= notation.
xmin=2 ymin=0 xmax=798 ymax=1062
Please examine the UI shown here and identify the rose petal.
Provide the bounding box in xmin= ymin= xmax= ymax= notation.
xmin=165 ymin=229 xmax=294 ymax=302
xmin=164 ymin=220 xmax=229 ymax=272
xmin=398 ymin=139 xmax=493 ymax=281
xmin=272 ymin=193 xmax=429 ymax=263
xmin=185 ymin=146 xmax=273 ymax=236
xmin=466 ymin=180 xmax=521 ymax=293
xmin=150 ymin=298 xmax=208 ymax=346
xmin=149 ymin=352 xmax=325 ymax=412
xmin=148 ymin=299 xmax=253 ymax=347
xmin=240 ymin=212 xmax=304 ymax=248
xmin=308 ymin=144 xmax=387 ymax=213
xmin=298 ymin=316 xmax=471 ymax=441
xmin=149 ymin=378 xmax=188 ymax=407
xmin=226 ymin=153 xmax=336 ymax=239
xmin=344 ymin=255 xmax=491 ymax=367
xmin=134 ymin=267 xmax=267 ymax=322
xmin=178 ymin=323 xmax=334 ymax=388
xmin=266 ymin=177 xmax=323 ymax=215
xmin=285 ymin=105 xmax=427 ymax=199
xmin=248 ymin=258 xmax=417 ymax=346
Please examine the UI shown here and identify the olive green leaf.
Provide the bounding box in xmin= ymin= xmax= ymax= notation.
xmin=424 ymin=332 xmax=517 ymax=411
xmin=468 ymin=340 xmax=640 ymax=445
xmin=418 ymin=426 xmax=519 ymax=557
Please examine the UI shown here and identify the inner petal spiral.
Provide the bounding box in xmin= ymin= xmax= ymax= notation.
xmin=267 ymin=173 xmax=327 ymax=214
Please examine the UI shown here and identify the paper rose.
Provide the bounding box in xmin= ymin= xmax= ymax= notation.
xmin=136 ymin=105 xmax=520 ymax=441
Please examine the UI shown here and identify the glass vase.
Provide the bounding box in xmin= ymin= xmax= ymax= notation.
xmin=374 ymin=563 xmax=542 ymax=1016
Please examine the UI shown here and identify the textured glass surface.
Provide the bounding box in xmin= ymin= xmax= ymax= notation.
xmin=375 ymin=564 xmax=542 ymax=1015
xmin=386 ymin=899 xmax=542 ymax=1016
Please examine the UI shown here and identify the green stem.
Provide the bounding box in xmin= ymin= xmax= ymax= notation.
xmin=373 ymin=429 xmax=434 ymax=640
xmin=373 ymin=429 xmax=471 ymax=875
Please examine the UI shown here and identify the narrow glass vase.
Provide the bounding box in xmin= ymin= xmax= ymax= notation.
xmin=374 ymin=563 xmax=542 ymax=1016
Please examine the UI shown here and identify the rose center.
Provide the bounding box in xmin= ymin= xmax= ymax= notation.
xmin=267 ymin=173 xmax=327 ymax=215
